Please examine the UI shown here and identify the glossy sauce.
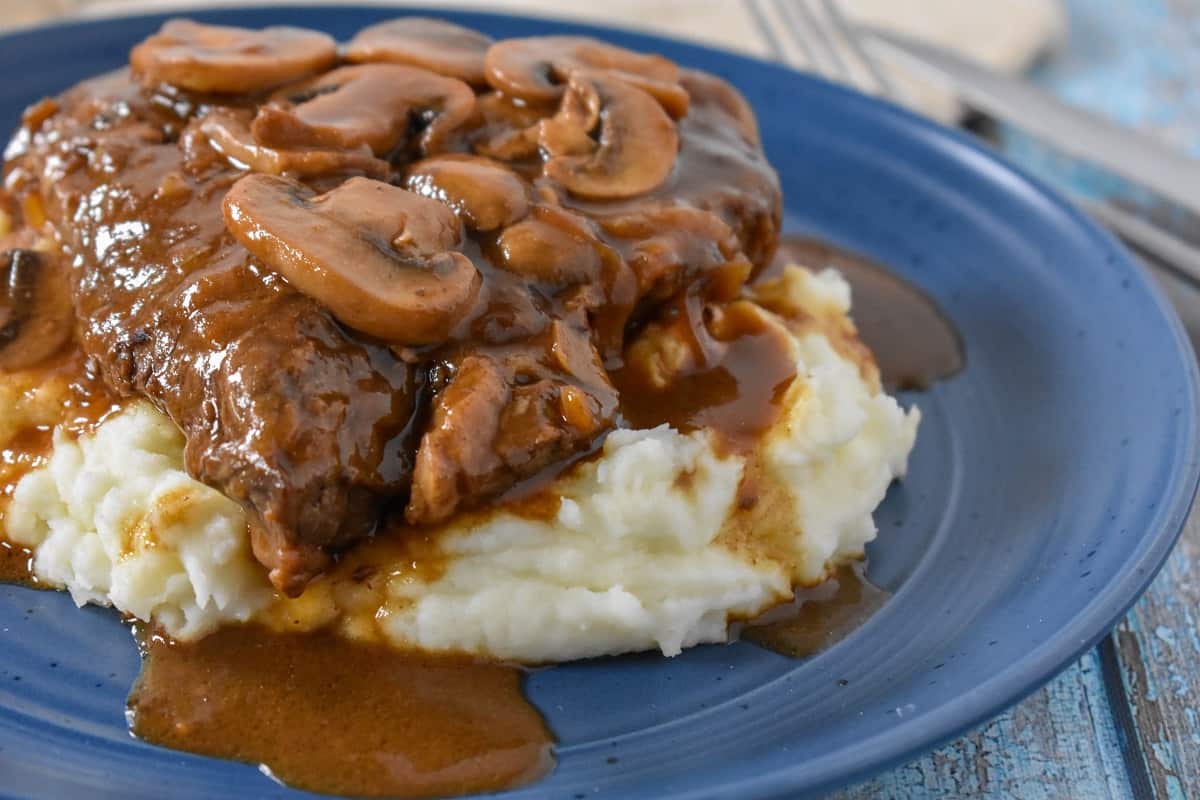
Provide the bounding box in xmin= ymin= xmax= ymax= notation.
xmin=772 ymin=237 xmax=964 ymax=391
xmin=0 ymin=540 xmax=34 ymax=584
xmin=0 ymin=345 xmax=122 ymax=584
xmin=741 ymin=563 xmax=889 ymax=657
xmin=612 ymin=294 xmax=798 ymax=452
xmin=128 ymin=625 xmax=554 ymax=798
xmin=0 ymin=346 xmax=123 ymax=468
xmin=0 ymin=426 xmax=51 ymax=508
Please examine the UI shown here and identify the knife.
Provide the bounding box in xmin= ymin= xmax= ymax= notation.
xmin=860 ymin=27 xmax=1200 ymax=287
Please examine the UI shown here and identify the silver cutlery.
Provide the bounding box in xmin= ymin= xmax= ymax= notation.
xmin=768 ymin=0 xmax=1200 ymax=288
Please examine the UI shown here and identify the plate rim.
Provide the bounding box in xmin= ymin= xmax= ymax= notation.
xmin=0 ymin=6 xmax=1196 ymax=798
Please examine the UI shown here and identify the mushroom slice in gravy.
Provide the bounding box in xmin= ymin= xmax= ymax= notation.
xmin=131 ymin=19 xmax=337 ymax=93
xmin=484 ymin=34 xmax=691 ymax=117
xmin=200 ymin=108 xmax=392 ymax=178
xmin=541 ymin=69 xmax=680 ymax=199
xmin=222 ymin=174 xmax=482 ymax=345
xmin=346 ymin=17 xmax=495 ymax=86
xmin=253 ymin=64 xmax=477 ymax=157
xmin=405 ymin=154 xmax=530 ymax=232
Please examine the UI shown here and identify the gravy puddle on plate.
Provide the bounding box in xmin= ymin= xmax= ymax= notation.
xmin=741 ymin=563 xmax=890 ymax=658
xmin=127 ymin=625 xmax=555 ymax=798
xmin=773 ymin=236 xmax=964 ymax=391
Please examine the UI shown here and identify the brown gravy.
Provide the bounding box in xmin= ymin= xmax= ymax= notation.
xmin=772 ymin=237 xmax=963 ymax=391
xmin=740 ymin=563 xmax=889 ymax=658
xmin=33 ymin=348 xmax=124 ymax=434
xmin=0 ymin=426 xmax=52 ymax=518
xmin=128 ymin=625 xmax=554 ymax=798
xmin=613 ymin=295 xmax=798 ymax=451
xmin=0 ymin=539 xmax=34 ymax=584
xmin=0 ymin=347 xmax=122 ymax=480
xmin=0 ymin=345 xmax=121 ymax=584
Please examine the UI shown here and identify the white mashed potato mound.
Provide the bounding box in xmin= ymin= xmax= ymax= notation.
xmin=379 ymin=426 xmax=769 ymax=660
xmin=763 ymin=268 xmax=920 ymax=585
xmin=5 ymin=266 xmax=919 ymax=661
xmin=6 ymin=404 xmax=272 ymax=639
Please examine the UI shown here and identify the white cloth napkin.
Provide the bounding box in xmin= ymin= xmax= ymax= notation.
xmin=8 ymin=0 xmax=1066 ymax=122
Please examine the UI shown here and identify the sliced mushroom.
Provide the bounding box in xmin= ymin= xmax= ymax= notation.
xmin=494 ymin=205 xmax=616 ymax=287
xmin=539 ymin=70 xmax=679 ymax=199
xmin=484 ymin=35 xmax=689 ymax=118
xmin=199 ymin=109 xmax=390 ymax=178
xmin=222 ymin=174 xmax=481 ymax=345
xmin=345 ymin=17 xmax=493 ymax=86
xmin=405 ymin=154 xmax=529 ymax=232
xmin=129 ymin=20 xmax=337 ymax=94
xmin=252 ymin=65 xmax=477 ymax=158
xmin=0 ymin=249 xmax=74 ymax=371
xmin=536 ymin=82 xmax=597 ymax=159
xmin=469 ymin=92 xmax=546 ymax=162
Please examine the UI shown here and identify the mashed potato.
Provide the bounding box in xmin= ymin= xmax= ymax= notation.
xmin=5 ymin=266 xmax=919 ymax=661
xmin=7 ymin=405 xmax=272 ymax=638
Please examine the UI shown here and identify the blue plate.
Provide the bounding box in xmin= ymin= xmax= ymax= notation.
xmin=1 ymin=7 xmax=1197 ymax=799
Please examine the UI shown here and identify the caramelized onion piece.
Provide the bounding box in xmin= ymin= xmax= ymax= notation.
xmin=200 ymin=109 xmax=390 ymax=178
xmin=223 ymin=174 xmax=480 ymax=345
xmin=130 ymin=20 xmax=337 ymax=94
xmin=253 ymin=65 xmax=476 ymax=157
xmin=540 ymin=70 xmax=679 ymax=199
xmin=345 ymin=17 xmax=494 ymax=85
xmin=484 ymin=35 xmax=689 ymax=117
xmin=405 ymin=154 xmax=529 ymax=232
xmin=0 ymin=249 xmax=73 ymax=370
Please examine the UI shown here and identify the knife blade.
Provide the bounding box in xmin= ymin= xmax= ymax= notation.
xmin=861 ymin=27 xmax=1200 ymax=217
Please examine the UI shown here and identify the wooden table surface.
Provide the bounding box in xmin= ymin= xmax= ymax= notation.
xmin=3 ymin=1 xmax=1198 ymax=797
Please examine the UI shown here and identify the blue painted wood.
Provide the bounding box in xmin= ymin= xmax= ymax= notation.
xmin=834 ymin=649 xmax=1133 ymax=799
xmin=1110 ymin=517 xmax=1200 ymax=800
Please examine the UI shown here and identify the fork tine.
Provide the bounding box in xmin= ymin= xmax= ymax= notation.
xmin=771 ymin=0 xmax=828 ymax=76
xmin=792 ymin=0 xmax=856 ymax=83
xmin=819 ymin=0 xmax=904 ymax=101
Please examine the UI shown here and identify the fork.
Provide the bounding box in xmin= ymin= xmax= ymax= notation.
xmin=760 ymin=0 xmax=1200 ymax=288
